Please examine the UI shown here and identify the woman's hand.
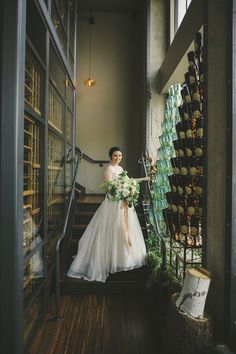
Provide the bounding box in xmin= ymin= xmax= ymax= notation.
xmin=135 ymin=176 xmax=150 ymax=183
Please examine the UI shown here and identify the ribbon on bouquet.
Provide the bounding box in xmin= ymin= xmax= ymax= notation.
xmin=123 ymin=199 xmax=132 ymax=247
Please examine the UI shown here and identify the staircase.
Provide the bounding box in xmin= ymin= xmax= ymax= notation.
xmin=61 ymin=194 xmax=151 ymax=295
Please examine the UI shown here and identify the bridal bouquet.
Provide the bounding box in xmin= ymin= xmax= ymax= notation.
xmin=105 ymin=171 xmax=140 ymax=207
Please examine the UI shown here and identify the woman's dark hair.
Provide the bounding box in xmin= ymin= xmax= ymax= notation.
xmin=109 ymin=146 xmax=122 ymax=159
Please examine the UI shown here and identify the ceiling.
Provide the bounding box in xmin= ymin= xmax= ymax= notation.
xmin=77 ymin=0 xmax=145 ymax=13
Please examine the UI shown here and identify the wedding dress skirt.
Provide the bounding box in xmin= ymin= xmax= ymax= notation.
xmin=67 ymin=197 xmax=146 ymax=282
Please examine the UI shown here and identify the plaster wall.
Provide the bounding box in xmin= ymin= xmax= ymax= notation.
xmin=146 ymin=0 xmax=168 ymax=161
xmin=206 ymin=0 xmax=228 ymax=338
xmin=76 ymin=11 xmax=145 ymax=193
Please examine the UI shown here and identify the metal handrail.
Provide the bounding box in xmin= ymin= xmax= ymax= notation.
xmin=55 ymin=150 xmax=80 ymax=320
xmin=75 ymin=146 xmax=110 ymax=166
xmin=140 ymin=153 xmax=167 ymax=268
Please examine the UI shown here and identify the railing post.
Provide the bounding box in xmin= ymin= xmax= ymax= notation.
xmin=55 ymin=242 xmax=62 ymax=321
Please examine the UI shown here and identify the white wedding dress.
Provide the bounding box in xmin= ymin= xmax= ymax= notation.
xmin=67 ymin=164 xmax=146 ymax=282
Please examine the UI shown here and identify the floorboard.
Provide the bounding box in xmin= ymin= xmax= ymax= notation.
xmin=28 ymin=293 xmax=164 ymax=354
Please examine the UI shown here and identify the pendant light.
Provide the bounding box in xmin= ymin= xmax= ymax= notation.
xmin=84 ymin=9 xmax=96 ymax=87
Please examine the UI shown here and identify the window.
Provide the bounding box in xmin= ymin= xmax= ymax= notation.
xmin=170 ymin=0 xmax=193 ymax=44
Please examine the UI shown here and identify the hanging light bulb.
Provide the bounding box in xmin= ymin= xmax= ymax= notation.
xmin=84 ymin=9 xmax=96 ymax=87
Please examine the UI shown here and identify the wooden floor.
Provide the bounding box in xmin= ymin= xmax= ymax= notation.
xmin=28 ymin=293 xmax=165 ymax=354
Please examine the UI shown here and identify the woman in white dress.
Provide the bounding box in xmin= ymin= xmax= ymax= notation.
xmin=67 ymin=147 xmax=148 ymax=282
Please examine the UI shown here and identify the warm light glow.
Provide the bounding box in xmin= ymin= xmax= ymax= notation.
xmin=84 ymin=78 xmax=96 ymax=87
xmin=84 ymin=10 xmax=96 ymax=87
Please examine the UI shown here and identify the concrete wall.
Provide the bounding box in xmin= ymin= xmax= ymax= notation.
xmin=146 ymin=0 xmax=169 ymax=161
xmin=76 ymin=11 xmax=145 ymax=193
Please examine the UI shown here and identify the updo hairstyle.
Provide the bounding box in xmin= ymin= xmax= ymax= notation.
xmin=109 ymin=146 xmax=122 ymax=159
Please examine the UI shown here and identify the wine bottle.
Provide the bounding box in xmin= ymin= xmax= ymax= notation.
xmin=197 ymin=195 xmax=203 ymax=217
xmin=187 ymin=194 xmax=196 ymax=216
xmin=183 ymin=119 xmax=194 ymax=139
xmin=173 ymin=140 xmax=179 ymax=157
xmin=184 ymin=175 xmax=193 ymax=195
xmin=184 ymin=72 xmax=191 ymax=88
xmin=176 ymin=122 xmax=185 ymax=140
xmin=192 ymin=99 xmax=202 ymax=119
xmin=166 ymin=191 xmax=172 ymax=211
xmin=194 ymin=32 xmax=202 ymax=62
xmin=190 ymin=82 xmax=202 ymax=102
xmin=168 ymin=175 xmax=177 ymax=193
xmin=188 ymin=65 xmax=198 ymax=85
xmin=180 ymin=214 xmax=189 ymax=235
xmin=180 ymin=156 xmax=189 ymax=176
xmin=199 ymin=61 xmax=204 ymax=85
xmin=190 ymin=214 xmax=199 ymax=237
xmin=171 ymin=157 xmax=181 ymax=175
xmin=194 ymin=137 xmax=203 ymax=157
xmin=178 ymin=105 xmax=185 ymax=122
xmin=182 ymin=102 xmax=192 ymax=120
xmin=196 ymin=156 xmax=203 ymax=175
xmin=185 ymin=138 xmax=194 ymax=157
xmin=195 ymin=175 xmax=204 ymax=196
xmin=171 ymin=193 xmax=178 ymax=213
xmin=177 ymin=175 xmax=184 ymax=195
xmin=189 ymin=157 xmax=198 ymax=176
xmin=178 ymin=139 xmax=185 ymax=157
xmin=187 ymin=51 xmax=197 ymax=68
xmin=172 ymin=212 xmax=181 ymax=239
xmin=196 ymin=116 xmax=204 ymax=138
xmin=181 ymin=86 xmax=191 ymax=104
xmin=177 ymin=195 xmax=186 ymax=215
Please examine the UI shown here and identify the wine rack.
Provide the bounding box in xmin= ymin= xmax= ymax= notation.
xmin=47 ymin=133 xmax=64 ymax=239
xmin=24 ymin=47 xmax=44 ymax=115
xmin=66 ymin=111 xmax=73 ymax=142
xmin=23 ymin=116 xmax=41 ymax=257
xmin=48 ymin=83 xmax=63 ymax=133
xmin=163 ymin=32 xmax=204 ymax=279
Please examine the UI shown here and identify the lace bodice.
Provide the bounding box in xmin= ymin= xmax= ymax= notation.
xmin=103 ymin=164 xmax=123 ymax=181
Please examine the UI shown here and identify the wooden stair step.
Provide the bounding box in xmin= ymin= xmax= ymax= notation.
xmin=61 ymin=267 xmax=154 ymax=295
xmin=72 ymin=224 xmax=88 ymax=231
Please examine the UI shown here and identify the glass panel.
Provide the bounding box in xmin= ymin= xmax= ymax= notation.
xmin=69 ymin=0 xmax=75 ymax=53
xmin=23 ymin=289 xmax=44 ymax=347
xmin=26 ymin=1 xmax=46 ymax=63
xmin=187 ymin=0 xmax=192 ymax=7
xmin=66 ymin=79 xmax=74 ymax=113
xmin=47 ymin=133 xmax=65 ymax=267
xmin=65 ymin=144 xmax=73 ymax=193
xmin=57 ymin=0 xmax=68 ymax=31
xmin=49 ymin=41 xmax=66 ymax=99
xmin=23 ymin=249 xmax=44 ymax=309
xmin=25 ymin=47 xmax=45 ymax=116
xmin=23 ymin=116 xmax=43 ymax=256
xmin=66 ymin=110 xmax=73 ymax=143
xmin=177 ymin=0 xmax=187 ymax=28
xmin=51 ymin=0 xmax=67 ymax=53
xmin=69 ymin=50 xmax=74 ymax=74
xmin=48 ymin=82 xmax=64 ymax=134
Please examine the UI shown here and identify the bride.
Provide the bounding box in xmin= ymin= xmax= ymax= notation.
xmin=67 ymin=146 xmax=149 ymax=282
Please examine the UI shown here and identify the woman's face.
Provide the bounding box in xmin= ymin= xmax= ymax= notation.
xmin=111 ymin=151 xmax=122 ymax=165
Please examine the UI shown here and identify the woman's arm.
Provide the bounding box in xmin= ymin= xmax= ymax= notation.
xmin=103 ymin=166 xmax=113 ymax=181
xmin=135 ymin=176 xmax=150 ymax=183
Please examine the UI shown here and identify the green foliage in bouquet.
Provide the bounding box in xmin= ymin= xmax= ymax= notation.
xmin=104 ymin=171 xmax=140 ymax=208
